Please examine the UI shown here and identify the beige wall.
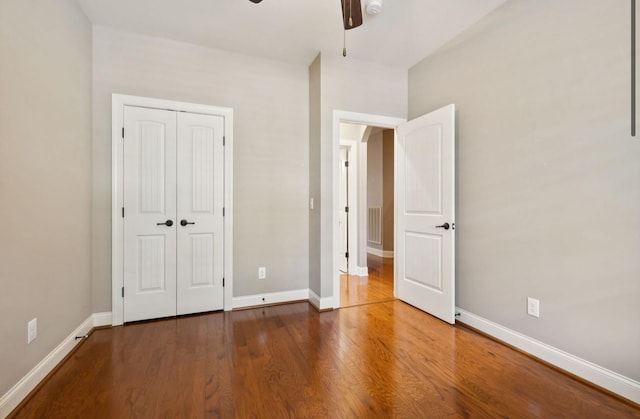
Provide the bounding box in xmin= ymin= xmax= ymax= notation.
xmin=409 ymin=0 xmax=640 ymax=380
xmin=92 ymin=26 xmax=309 ymax=307
xmin=367 ymin=132 xmax=383 ymax=206
xmin=367 ymin=131 xmax=383 ymax=251
xmin=381 ymin=129 xmax=394 ymax=252
xmin=0 ymin=0 xmax=93 ymax=396
xmin=366 ymin=129 xmax=394 ymax=253
xmin=312 ymin=54 xmax=407 ymax=297
xmin=309 ymin=55 xmax=322 ymax=295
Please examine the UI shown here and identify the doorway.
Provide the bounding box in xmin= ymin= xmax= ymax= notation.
xmin=337 ymin=120 xmax=400 ymax=308
xmin=332 ymin=107 xmax=456 ymax=323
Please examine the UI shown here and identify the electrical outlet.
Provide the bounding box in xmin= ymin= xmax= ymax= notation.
xmin=527 ymin=297 xmax=540 ymax=318
xmin=258 ymin=267 xmax=266 ymax=280
xmin=27 ymin=318 xmax=37 ymax=344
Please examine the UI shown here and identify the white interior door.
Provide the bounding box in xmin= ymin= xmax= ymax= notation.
xmin=396 ymin=104 xmax=455 ymax=324
xmin=123 ymin=106 xmax=177 ymax=322
xmin=176 ymin=112 xmax=225 ymax=314
xmin=339 ymin=147 xmax=349 ymax=273
xmin=123 ymin=106 xmax=224 ymax=322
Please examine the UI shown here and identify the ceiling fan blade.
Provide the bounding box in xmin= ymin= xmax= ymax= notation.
xmin=341 ymin=0 xmax=363 ymax=30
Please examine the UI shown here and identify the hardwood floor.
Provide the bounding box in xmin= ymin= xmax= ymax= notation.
xmin=11 ymin=301 xmax=639 ymax=418
xmin=341 ymin=254 xmax=394 ymax=307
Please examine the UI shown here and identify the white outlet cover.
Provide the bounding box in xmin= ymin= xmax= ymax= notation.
xmin=527 ymin=297 xmax=540 ymax=318
xmin=258 ymin=267 xmax=266 ymax=280
xmin=27 ymin=318 xmax=37 ymax=344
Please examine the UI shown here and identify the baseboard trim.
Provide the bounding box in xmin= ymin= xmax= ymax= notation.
xmin=232 ymin=289 xmax=309 ymax=310
xmin=309 ymin=290 xmax=334 ymax=311
xmin=456 ymin=308 xmax=640 ymax=405
xmin=352 ymin=266 xmax=369 ymax=276
xmin=367 ymin=248 xmax=394 ymax=258
xmin=0 ymin=313 xmax=103 ymax=417
xmin=92 ymin=312 xmax=112 ymax=327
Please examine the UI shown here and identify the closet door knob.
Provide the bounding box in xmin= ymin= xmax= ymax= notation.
xmin=157 ymin=220 xmax=173 ymax=227
xmin=180 ymin=219 xmax=195 ymax=227
xmin=435 ymin=222 xmax=450 ymax=230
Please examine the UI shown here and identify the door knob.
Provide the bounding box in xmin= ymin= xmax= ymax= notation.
xmin=157 ymin=220 xmax=173 ymax=227
xmin=435 ymin=222 xmax=450 ymax=230
xmin=180 ymin=219 xmax=195 ymax=227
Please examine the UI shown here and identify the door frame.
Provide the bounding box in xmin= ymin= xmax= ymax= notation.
xmin=111 ymin=94 xmax=234 ymax=326
xmin=332 ymin=111 xmax=406 ymax=309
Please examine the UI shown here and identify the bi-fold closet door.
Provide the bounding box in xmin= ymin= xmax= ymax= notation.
xmin=123 ymin=106 xmax=224 ymax=322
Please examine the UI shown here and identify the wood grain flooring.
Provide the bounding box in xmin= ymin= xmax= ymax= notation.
xmin=10 ymin=301 xmax=639 ymax=418
xmin=341 ymin=255 xmax=394 ymax=307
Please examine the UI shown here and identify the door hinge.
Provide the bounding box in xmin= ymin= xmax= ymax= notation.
xmin=122 ymin=207 xmax=125 ymax=218
xmin=345 ymin=206 xmax=349 ymax=213
xmin=223 ymin=136 xmax=225 ymax=146
xmin=222 ymin=277 xmax=225 ymax=287
xmin=345 ymin=161 xmax=349 ymax=167
xmin=223 ymin=207 xmax=225 ymax=217
xmin=345 ymin=252 xmax=349 ymax=259
xmin=121 ymin=287 xmax=124 ymax=298
xmin=122 ymin=127 xmax=124 ymax=138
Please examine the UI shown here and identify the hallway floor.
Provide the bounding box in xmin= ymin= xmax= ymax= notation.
xmin=340 ymin=254 xmax=394 ymax=308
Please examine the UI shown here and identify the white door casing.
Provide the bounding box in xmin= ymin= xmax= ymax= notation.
xmin=176 ymin=112 xmax=224 ymax=314
xmin=396 ymin=104 xmax=456 ymax=324
xmin=123 ymin=106 xmax=178 ymax=322
xmin=113 ymin=94 xmax=234 ymax=326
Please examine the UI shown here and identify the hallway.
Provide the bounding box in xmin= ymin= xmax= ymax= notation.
xmin=340 ymin=254 xmax=394 ymax=308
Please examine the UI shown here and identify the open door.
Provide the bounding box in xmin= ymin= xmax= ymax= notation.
xmin=396 ymin=104 xmax=455 ymax=324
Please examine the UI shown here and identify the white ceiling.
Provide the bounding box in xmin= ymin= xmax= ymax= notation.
xmin=76 ymin=0 xmax=507 ymax=68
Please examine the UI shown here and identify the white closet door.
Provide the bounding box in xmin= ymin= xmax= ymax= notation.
xmin=123 ymin=106 xmax=177 ymax=322
xmin=176 ymin=112 xmax=225 ymax=314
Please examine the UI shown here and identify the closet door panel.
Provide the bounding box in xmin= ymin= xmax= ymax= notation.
xmin=176 ymin=112 xmax=224 ymax=314
xmin=123 ymin=106 xmax=177 ymax=322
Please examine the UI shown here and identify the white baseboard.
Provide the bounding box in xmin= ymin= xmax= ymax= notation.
xmin=232 ymin=289 xmax=309 ymax=310
xmin=351 ymin=265 xmax=369 ymax=277
xmin=367 ymin=247 xmax=394 ymax=258
xmin=309 ymin=290 xmax=334 ymax=311
xmin=92 ymin=312 xmax=113 ymax=327
xmin=456 ymin=308 xmax=640 ymax=405
xmin=0 ymin=312 xmax=107 ymax=417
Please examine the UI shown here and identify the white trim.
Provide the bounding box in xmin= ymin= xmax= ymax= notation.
xmin=92 ymin=312 xmax=113 ymax=327
xmin=0 ymin=315 xmax=97 ymax=417
xmin=352 ymin=265 xmax=369 ymax=276
xmin=332 ymin=111 xmax=406 ymax=309
xmin=232 ymin=289 xmax=309 ymax=310
xmin=309 ymin=290 xmax=334 ymax=311
xmin=456 ymin=308 xmax=640 ymax=405
xmin=223 ymin=111 xmax=234 ymax=312
xmin=111 ymin=94 xmax=234 ymax=325
xmin=367 ymin=247 xmax=394 ymax=258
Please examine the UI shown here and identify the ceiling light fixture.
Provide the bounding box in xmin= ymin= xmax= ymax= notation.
xmin=366 ymin=0 xmax=383 ymax=15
